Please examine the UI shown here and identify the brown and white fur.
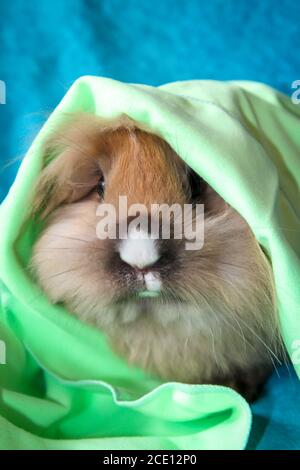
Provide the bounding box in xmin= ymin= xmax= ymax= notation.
xmin=30 ymin=114 xmax=282 ymax=401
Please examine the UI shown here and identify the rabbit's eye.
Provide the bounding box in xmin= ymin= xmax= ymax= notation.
xmin=97 ymin=175 xmax=105 ymax=197
xmin=189 ymin=169 xmax=204 ymax=200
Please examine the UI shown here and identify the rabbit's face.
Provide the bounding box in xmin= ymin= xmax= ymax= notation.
xmin=31 ymin=114 xmax=278 ymax=392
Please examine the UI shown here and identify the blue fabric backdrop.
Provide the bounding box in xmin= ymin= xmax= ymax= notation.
xmin=0 ymin=0 xmax=299 ymax=449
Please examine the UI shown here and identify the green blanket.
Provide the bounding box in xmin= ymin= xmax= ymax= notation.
xmin=0 ymin=77 xmax=299 ymax=450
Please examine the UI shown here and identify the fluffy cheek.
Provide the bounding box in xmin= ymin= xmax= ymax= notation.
xmin=175 ymin=209 xmax=275 ymax=324
xmin=31 ymin=200 xmax=120 ymax=321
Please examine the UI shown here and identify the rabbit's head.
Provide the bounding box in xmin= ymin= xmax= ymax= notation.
xmin=30 ymin=114 xmax=279 ymax=393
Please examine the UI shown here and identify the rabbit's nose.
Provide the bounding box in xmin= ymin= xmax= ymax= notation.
xmin=118 ymin=227 xmax=160 ymax=270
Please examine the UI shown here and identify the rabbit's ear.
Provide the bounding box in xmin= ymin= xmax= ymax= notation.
xmin=31 ymin=114 xmax=111 ymax=219
xmin=32 ymin=113 xmax=137 ymax=219
xmin=32 ymin=145 xmax=100 ymax=219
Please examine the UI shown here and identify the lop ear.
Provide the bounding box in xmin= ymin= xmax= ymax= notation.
xmin=31 ymin=113 xmax=139 ymax=219
xmin=31 ymin=114 xmax=108 ymax=219
xmin=32 ymin=145 xmax=100 ymax=219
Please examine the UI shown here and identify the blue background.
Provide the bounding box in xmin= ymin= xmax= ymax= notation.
xmin=0 ymin=0 xmax=299 ymax=449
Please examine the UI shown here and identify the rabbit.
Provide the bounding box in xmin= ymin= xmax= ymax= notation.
xmin=30 ymin=113 xmax=283 ymax=401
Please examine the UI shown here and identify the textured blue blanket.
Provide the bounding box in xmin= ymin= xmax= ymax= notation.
xmin=0 ymin=0 xmax=299 ymax=449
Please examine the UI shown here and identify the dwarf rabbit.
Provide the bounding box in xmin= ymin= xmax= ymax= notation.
xmin=30 ymin=114 xmax=283 ymax=401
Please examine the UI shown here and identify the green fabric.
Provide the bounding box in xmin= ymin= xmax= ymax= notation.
xmin=0 ymin=76 xmax=299 ymax=450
